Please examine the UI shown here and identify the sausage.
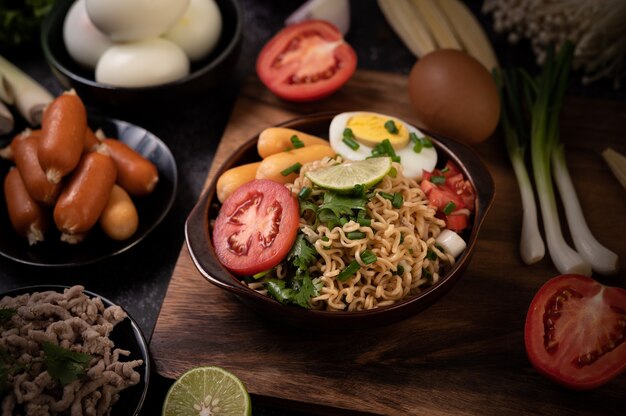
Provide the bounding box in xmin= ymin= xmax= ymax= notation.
xmin=103 ymin=138 xmax=159 ymax=196
xmin=11 ymin=130 xmax=61 ymax=206
xmin=53 ymin=151 xmax=117 ymax=244
xmin=99 ymin=184 xmax=139 ymax=241
xmin=83 ymin=127 xmax=100 ymax=152
xmin=257 ymin=128 xmax=329 ymax=159
xmin=3 ymin=167 xmax=49 ymax=245
xmin=38 ymin=91 xmax=87 ymax=184
xmin=256 ymin=144 xmax=336 ymax=184
xmin=216 ymin=161 xmax=262 ymax=203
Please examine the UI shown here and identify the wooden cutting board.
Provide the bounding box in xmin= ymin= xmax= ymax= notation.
xmin=150 ymin=70 xmax=626 ymax=415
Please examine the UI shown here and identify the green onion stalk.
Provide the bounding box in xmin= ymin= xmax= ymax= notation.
xmin=493 ymin=68 xmax=545 ymax=265
xmin=529 ymin=42 xmax=591 ymax=276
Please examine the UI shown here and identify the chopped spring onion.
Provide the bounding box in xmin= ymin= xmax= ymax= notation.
xmin=431 ymin=175 xmax=445 ymax=185
xmin=413 ymin=139 xmax=423 ymax=153
xmin=360 ymin=250 xmax=377 ymax=264
xmin=281 ymin=162 xmax=302 ymax=176
xmin=426 ymin=250 xmax=437 ymax=261
xmin=392 ymin=192 xmax=403 ymax=209
xmin=342 ymin=135 xmax=360 ymax=150
xmin=347 ymin=231 xmax=366 ymax=240
xmin=290 ymin=134 xmax=304 ymax=148
xmin=395 ymin=265 xmax=405 ymax=275
xmin=443 ymin=201 xmax=457 ymax=215
xmin=384 ymin=119 xmax=399 ymax=134
xmin=337 ymin=260 xmax=360 ymax=281
xmin=381 ymin=139 xmax=400 ymax=162
xmin=298 ymin=186 xmax=312 ymax=199
xmin=435 ymin=229 xmax=466 ymax=258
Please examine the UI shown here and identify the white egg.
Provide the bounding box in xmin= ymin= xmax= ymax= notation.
xmin=163 ymin=0 xmax=222 ymax=62
xmin=329 ymin=111 xmax=438 ymax=179
xmin=95 ymin=38 xmax=190 ymax=87
xmin=85 ymin=0 xmax=190 ymax=42
xmin=63 ymin=0 xmax=113 ymax=69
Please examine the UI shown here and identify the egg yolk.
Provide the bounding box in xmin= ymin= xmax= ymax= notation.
xmin=346 ymin=114 xmax=409 ymax=149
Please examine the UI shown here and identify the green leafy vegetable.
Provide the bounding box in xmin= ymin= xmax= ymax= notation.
xmin=265 ymin=273 xmax=321 ymax=309
xmin=287 ymin=234 xmax=318 ymax=271
xmin=0 ymin=308 xmax=16 ymax=323
xmin=43 ymin=342 xmax=90 ymax=386
xmin=0 ymin=0 xmax=55 ymax=49
xmin=319 ymin=191 xmax=368 ymax=217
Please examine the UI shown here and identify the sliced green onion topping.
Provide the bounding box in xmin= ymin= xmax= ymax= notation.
xmin=431 ymin=175 xmax=445 ymax=185
xmin=342 ymin=136 xmax=360 ymax=150
xmin=443 ymin=201 xmax=457 ymax=215
xmin=360 ymin=250 xmax=377 ymax=264
xmin=395 ymin=265 xmax=405 ymax=275
xmin=392 ymin=192 xmax=403 ymax=209
xmin=426 ymin=250 xmax=437 ymax=261
xmin=384 ymin=120 xmax=399 ymax=134
xmin=253 ymin=270 xmax=270 ymax=280
xmin=290 ymin=134 xmax=304 ymax=149
xmin=347 ymin=231 xmax=366 ymax=240
xmin=337 ymin=260 xmax=360 ymax=281
xmin=298 ymin=186 xmax=311 ymax=199
xmin=280 ymin=162 xmax=302 ymax=176
xmin=422 ymin=136 xmax=433 ymax=148
xmin=413 ymin=140 xmax=423 ymax=153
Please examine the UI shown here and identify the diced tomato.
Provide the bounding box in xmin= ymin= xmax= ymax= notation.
xmin=421 ymin=160 xmax=475 ymax=231
xmin=445 ymin=213 xmax=469 ymax=231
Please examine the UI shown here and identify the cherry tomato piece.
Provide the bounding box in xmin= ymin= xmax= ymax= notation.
xmin=525 ymin=274 xmax=626 ymax=390
xmin=256 ymin=20 xmax=357 ymax=102
xmin=212 ymin=179 xmax=299 ymax=276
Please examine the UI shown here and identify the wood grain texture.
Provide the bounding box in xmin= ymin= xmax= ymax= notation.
xmin=151 ymin=70 xmax=626 ymax=415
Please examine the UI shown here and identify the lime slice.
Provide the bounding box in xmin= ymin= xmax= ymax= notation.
xmin=305 ymin=157 xmax=392 ymax=192
xmin=162 ymin=366 xmax=251 ymax=416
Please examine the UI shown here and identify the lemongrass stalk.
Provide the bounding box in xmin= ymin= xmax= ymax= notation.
xmin=530 ymin=43 xmax=591 ymax=276
xmin=0 ymin=100 xmax=14 ymax=134
xmin=602 ymin=148 xmax=626 ymax=190
xmin=0 ymin=73 xmax=14 ymax=104
xmin=552 ymin=144 xmax=619 ymax=274
xmin=0 ymin=54 xmax=53 ymax=126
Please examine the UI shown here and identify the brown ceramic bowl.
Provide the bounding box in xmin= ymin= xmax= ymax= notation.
xmin=185 ymin=112 xmax=495 ymax=328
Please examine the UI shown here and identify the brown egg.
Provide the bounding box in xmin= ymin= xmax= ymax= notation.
xmin=408 ymin=49 xmax=500 ymax=145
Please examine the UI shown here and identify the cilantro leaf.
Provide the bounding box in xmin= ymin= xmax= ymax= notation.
xmin=0 ymin=308 xmax=16 ymax=323
xmin=290 ymin=273 xmax=321 ymax=309
xmin=287 ymin=235 xmax=318 ymax=271
xmin=299 ymin=200 xmax=318 ymax=216
xmin=265 ymin=273 xmax=321 ymax=309
xmin=43 ymin=342 xmax=90 ymax=386
xmin=318 ymin=209 xmax=342 ymax=229
xmin=319 ymin=192 xmax=368 ymax=217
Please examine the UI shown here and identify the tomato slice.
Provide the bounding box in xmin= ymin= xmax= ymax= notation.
xmin=256 ymin=20 xmax=357 ymax=102
xmin=525 ymin=274 xmax=626 ymax=390
xmin=212 ymin=179 xmax=299 ymax=276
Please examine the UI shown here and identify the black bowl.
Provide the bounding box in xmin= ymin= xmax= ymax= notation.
xmin=0 ymin=285 xmax=150 ymax=416
xmin=0 ymin=116 xmax=177 ymax=267
xmin=185 ymin=112 xmax=496 ymax=329
xmin=41 ymin=0 xmax=243 ymax=113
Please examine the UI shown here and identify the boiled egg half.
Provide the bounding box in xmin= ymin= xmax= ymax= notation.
xmin=329 ymin=112 xmax=437 ymax=179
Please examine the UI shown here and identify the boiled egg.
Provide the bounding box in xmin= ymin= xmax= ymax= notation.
xmin=63 ymin=0 xmax=113 ymax=69
xmin=163 ymin=0 xmax=222 ymax=62
xmin=85 ymin=0 xmax=190 ymax=42
xmin=95 ymin=38 xmax=189 ymax=87
xmin=329 ymin=111 xmax=437 ymax=179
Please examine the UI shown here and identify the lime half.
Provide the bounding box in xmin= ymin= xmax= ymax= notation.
xmin=305 ymin=157 xmax=392 ymax=192
xmin=163 ymin=366 xmax=251 ymax=416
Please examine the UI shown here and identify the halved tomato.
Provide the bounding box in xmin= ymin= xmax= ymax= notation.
xmin=212 ymin=179 xmax=299 ymax=276
xmin=256 ymin=20 xmax=357 ymax=102
xmin=525 ymin=274 xmax=626 ymax=390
